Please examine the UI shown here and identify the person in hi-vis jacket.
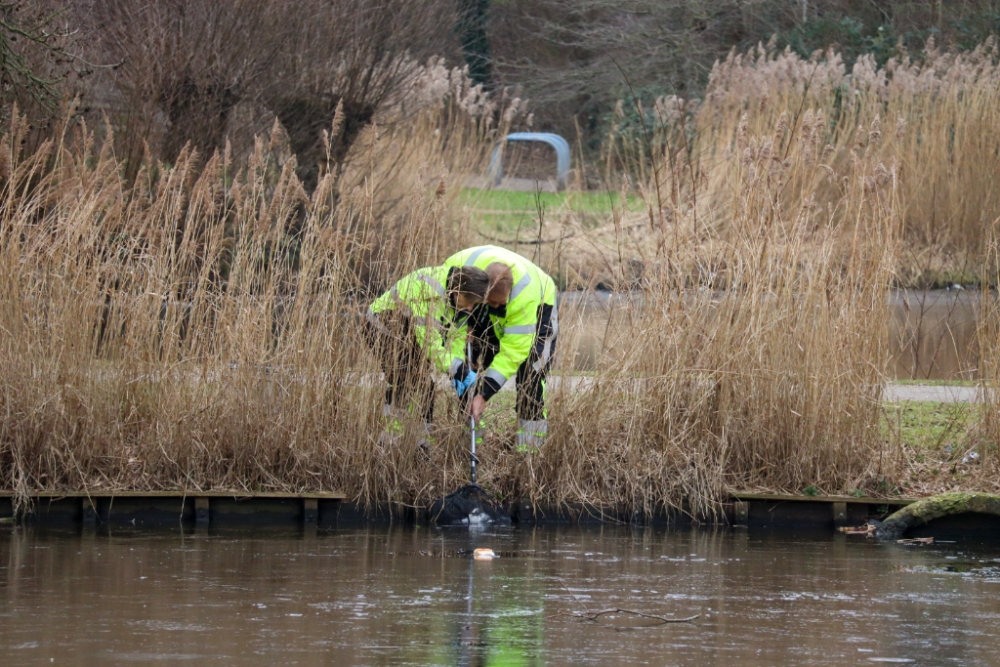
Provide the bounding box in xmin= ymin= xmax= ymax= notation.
xmin=365 ymin=264 xmax=489 ymax=444
xmin=444 ymin=245 xmax=557 ymax=453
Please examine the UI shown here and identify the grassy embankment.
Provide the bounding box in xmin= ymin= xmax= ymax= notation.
xmin=2 ymin=42 xmax=1000 ymax=518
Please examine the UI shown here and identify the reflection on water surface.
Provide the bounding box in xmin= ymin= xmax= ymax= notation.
xmin=2 ymin=525 xmax=1000 ymax=666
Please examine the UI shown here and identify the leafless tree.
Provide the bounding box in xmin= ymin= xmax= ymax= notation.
xmin=262 ymin=0 xmax=457 ymax=191
xmin=82 ymin=0 xmax=455 ymax=190
xmin=487 ymin=0 xmax=781 ymax=139
xmin=0 ymin=0 xmax=84 ymax=124
xmin=487 ymin=0 xmax=1000 ymax=142
xmin=89 ymin=0 xmax=290 ymax=172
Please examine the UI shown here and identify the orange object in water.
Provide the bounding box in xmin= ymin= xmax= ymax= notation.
xmin=473 ymin=548 xmax=497 ymax=560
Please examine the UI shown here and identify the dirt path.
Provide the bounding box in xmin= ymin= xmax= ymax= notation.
xmin=537 ymin=376 xmax=981 ymax=403
xmin=883 ymin=384 xmax=980 ymax=402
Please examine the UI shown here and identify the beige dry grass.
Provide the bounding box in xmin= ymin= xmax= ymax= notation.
xmin=19 ymin=40 xmax=1000 ymax=517
xmin=0 ymin=101 xmax=901 ymax=522
xmin=969 ymin=229 xmax=1000 ymax=488
xmin=560 ymin=40 xmax=1000 ymax=290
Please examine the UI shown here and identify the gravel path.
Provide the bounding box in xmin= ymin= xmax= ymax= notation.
xmin=536 ymin=376 xmax=982 ymax=403
xmin=883 ymin=384 xmax=980 ymax=403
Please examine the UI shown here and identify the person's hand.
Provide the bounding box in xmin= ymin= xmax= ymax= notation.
xmin=469 ymin=394 xmax=486 ymax=422
xmin=453 ymin=370 xmax=478 ymax=397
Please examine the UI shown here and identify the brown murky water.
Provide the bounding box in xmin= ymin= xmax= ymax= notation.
xmin=563 ymin=289 xmax=981 ymax=380
xmin=3 ymin=525 xmax=1000 ymax=666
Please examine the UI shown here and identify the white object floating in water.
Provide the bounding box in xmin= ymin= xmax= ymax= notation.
xmin=467 ymin=508 xmax=493 ymax=525
xmin=473 ymin=548 xmax=497 ymax=561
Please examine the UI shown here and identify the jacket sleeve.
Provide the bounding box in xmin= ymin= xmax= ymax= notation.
xmin=479 ymin=304 xmax=537 ymax=401
xmin=403 ymin=285 xmax=455 ymax=375
xmin=450 ymin=320 xmax=470 ymax=377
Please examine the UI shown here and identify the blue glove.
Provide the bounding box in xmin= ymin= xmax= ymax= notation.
xmin=453 ymin=370 xmax=478 ymax=397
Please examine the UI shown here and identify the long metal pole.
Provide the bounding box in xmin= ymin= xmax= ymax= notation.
xmin=468 ymin=340 xmax=477 ymax=485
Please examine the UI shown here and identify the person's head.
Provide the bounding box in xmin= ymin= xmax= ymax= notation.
xmin=485 ymin=262 xmax=513 ymax=309
xmin=447 ymin=266 xmax=490 ymax=312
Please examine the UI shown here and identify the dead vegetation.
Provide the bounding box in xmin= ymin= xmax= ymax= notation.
xmin=4 ymin=39 xmax=1000 ymax=518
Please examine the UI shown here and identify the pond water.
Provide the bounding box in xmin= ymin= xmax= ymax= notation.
xmin=3 ymin=525 xmax=1000 ymax=666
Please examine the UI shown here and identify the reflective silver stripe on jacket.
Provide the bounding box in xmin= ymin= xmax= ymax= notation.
xmin=509 ymin=272 xmax=532 ymax=301
xmin=417 ymin=272 xmax=445 ymax=296
xmin=449 ymin=357 xmax=463 ymax=377
xmin=502 ymin=324 xmax=535 ymax=335
xmin=463 ymin=247 xmax=489 ymax=267
xmin=485 ymin=368 xmax=508 ymax=387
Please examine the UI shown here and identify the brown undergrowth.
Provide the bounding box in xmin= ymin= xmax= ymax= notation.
xmin=0 ymin=102 xmax=902 ymax=521
xmin=0 ymin=37 xmax=931 ymax=519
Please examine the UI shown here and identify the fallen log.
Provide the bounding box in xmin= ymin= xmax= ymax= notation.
xmin=875 ymin=492 xmax=1000 ymax=540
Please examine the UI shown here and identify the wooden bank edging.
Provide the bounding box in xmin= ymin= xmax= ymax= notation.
xmin=0 ymin=490 xmax=347 ymax=529
xmin=0 ymin=489 xmax=917 ymax=530
xmin=727 ymin=493 xmax=913 ymax=529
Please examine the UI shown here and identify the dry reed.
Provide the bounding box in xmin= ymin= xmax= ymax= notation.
xmin=26 ymin=40 xmax=1000 ymax=516
xmin=586 ymin=39 xmax=1000 ymax=287
xmin=969 ymin=223 xmax=1000 ymax=488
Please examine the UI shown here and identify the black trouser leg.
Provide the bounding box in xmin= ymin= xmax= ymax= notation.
xmin=515 ymin=362 xmax=545 ymax=421
xmin=516 ymin=304 xmax=556 ymax=421
xmin=364 ymin=318 xmax=435 ymax=422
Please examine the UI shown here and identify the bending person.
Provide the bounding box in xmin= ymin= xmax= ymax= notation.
xmin=444 ymin=245 xmax=557 ymax=452
xmin=365 ymin=264 xmax=488 ymax=444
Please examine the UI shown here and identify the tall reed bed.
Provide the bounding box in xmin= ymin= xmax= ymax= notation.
xmin=0 ymin=90 xmax=499 ymax=509
xmin=594 ymin=39 xmax=1000 ymax=287
xmin=541 ymin=108 xmax=900 ymax=518
xmin=0 ymin=43 xmax=925 ymax=517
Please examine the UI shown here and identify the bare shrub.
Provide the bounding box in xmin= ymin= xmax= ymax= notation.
xmin=83 ymin=0 xmax=456 ymax=188
xmin=86 ymin=0 xmax=289 ymax=174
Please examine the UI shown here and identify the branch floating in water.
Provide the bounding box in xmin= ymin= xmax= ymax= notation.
xmin=550 ymin=577 xmax=700 ymax=627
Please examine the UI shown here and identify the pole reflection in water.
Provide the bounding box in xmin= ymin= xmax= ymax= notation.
xmin=457 ymin=559 xmax=481 ymax=666
xmin=453 ymin=542 xmax=544 ymax=667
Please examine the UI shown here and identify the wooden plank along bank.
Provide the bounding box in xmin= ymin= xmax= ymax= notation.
xmin=0 ymin=490 xmax=916 ymax=530
xmin=0 ymin=491 xmax=347 ymax=528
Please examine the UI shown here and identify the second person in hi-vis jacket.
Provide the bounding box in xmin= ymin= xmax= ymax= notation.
xmin=444 ymin=245 xmax=557 ymax=453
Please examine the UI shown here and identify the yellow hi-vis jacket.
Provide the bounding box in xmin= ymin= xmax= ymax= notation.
xmin=444 ymin=246 xmax=556 ymax=394
xmin=368 ymin=265 xmax=468 ymax=377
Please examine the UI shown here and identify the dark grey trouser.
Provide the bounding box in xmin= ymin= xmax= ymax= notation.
xmin=469 ymin=303 xmax=557 ymax=422
xmin=363 ymin=314 xmax=435 ymax=422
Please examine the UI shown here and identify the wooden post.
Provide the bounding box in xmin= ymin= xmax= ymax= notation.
xmin=303 ymin=498 xmax=318 ymax=525
xmin=195 ymin=497 xmax=210 ymax=526
xmin=82 ymin=497 xmax=97 ymax=527
xmin=832 ymin=501 xmax=848 ymax=527
xmin=733 ymin=500 xmax=749 ymax=526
